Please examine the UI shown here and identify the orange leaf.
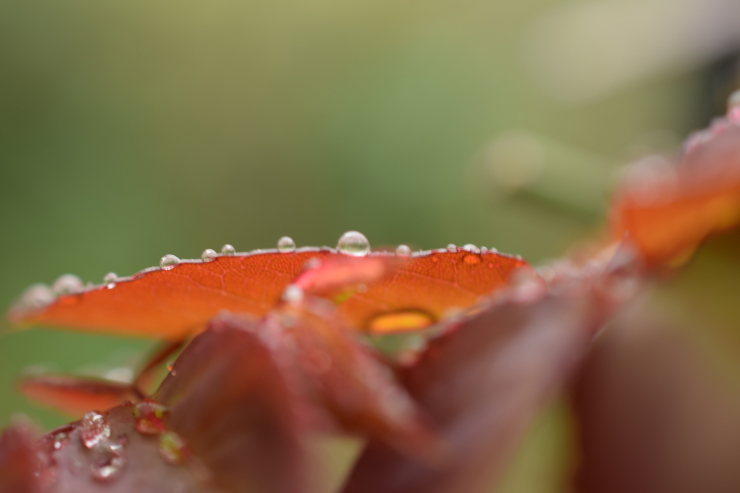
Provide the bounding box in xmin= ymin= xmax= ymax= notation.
xmin=18 ymin=375 xmax=134 ymax=418
xmin=9 ymin=246 xmax=527 ymax=339
xmin=611 ymin=119 xmax=740 ymax=268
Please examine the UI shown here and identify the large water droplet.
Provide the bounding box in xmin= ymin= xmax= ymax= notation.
xmin=201 ymin=249 xmax=217 ymax=261
xmin=158 ymin=432 xmax=187 ymax=465
xmin=90 ymin=441 xmax=126 ymax=481
xmin=15 ymin=284 xmax=55 ymax=311
xmin=462 ymin=244 xmax=480 ymax=254
xmin=221 ymin=244 xmax=236 ymax=255
xmin=52 ymin=274 xmax=83 ymax=295
xmin=133 ymin=400 xmax=169 ymax=435
xmin=159 ymin=254 xmax=180 ymax=270
xmin=336 ymin=231 xmax=370 ymax=256
xmin=80 ymin=412 xmax=110 ymax=449
xmin=395 ymin=245 xmax=411 ymax=256
xmin=277 ymin=236 xmax=296 ymax=253
xmin=446 ymin=244 xmax=457 ymax=252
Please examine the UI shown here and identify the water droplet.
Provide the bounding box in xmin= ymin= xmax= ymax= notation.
xmin=90 ymin=440 xmax=126 ymax=481
xmin=159 ymin=432 xmax=187 ymax=465
xmin=159 ymin=254 xmax=180 ymax=270
xmin=462 ymin=244 xmax=480 ymax=254
xmin=201 ymin=249 xmax=217 ymax=261
xmin=395 ymin=245 xmax=411 ymax=256
xmin=446 ymin=244 xmax=457 ymax=252
xmin=80 ymin=412 xmax=110 ymax=449
xmin=220 ymin=244 xmax=236 ymax=255
xmin=282 ymin=285 xmax=304 ymax=304
xmin=15 ymin=284 xmax=55 ymax=311
xmin=368 ymin=310 xmax=435 ymax=334
xmin=133 ymin=400 xmax=169 ymax=435
xmin=103 ymin=273 xmax=118 ymax=284
xmin=336 ymin=231 xmax=370 ymax=256
xmin=53 ymin=432 xmax=69 ymax=451
xmin=277 ymin=236 xmax=296 ymax=253
xmin=52 ymin=274 xmax=83 ymax=295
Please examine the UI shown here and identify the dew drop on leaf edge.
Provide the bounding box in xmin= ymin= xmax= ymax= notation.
xmin=221 ymin=244 xmax=236 ymax=255
xmin=277 ymin=236 xmax=296 ymax=253
xmin=395 ymin=244 xmax=411 ymax=256
xmin=159 ymin=254 xmax=180 ymax=270
xmin=201 ymin=249 xmax=217 ymax=261
xmin=52 ymin=274 xmax=83 ymax=295
xmin=336 ymin=231 xmax=370 ymax=256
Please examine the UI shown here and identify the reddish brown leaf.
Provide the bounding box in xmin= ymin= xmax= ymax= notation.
xmin=19 ymin=375 xmax=134 ymax=418
xmin=611 ymin=120 xmax=740 ymax=268
xmin=571 ymin=309 xmax=740 ymax=493
xmin=9 ymin=248 xmax=527 ymax=339
xmin=154 ymin=314 xmax=310 ymax=493
xmin=341 ymin=281 xmax=610 ymax=493
xmin=0 ymin=420 xmax=40 ymax=493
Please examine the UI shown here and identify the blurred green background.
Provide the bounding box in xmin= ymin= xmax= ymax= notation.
xmin=1 ymin=0 xmax=739 ymax=490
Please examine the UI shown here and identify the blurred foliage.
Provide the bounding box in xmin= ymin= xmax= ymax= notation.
xmin=0 ymin=0 xmax=737 ymax=491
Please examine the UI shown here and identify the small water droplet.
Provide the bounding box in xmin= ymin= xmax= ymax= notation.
xmin=166 ymin=362 xmax=175 ymax=372
xmin=90 ymin=440 xmax=126 ymax=481
xmin=133 ymin=400 xmax=169 ymax=435
xmin=201 ymin=249 xmax=217 ymax=261
xmin=103 ymin=273 xmax=118 ymax=284
xmin=282 ymin=285 xmax=304 ymax=303
xmin=159 ymin=432 xmax=188 ymax=465
xmin=53 ymin=432 xmax=69 ymax=451
xmin=221 ymin=244 xmax=236 ymax=255
xmin=446 ymin=244 xmax=457 ymax=252
xmin=159 ymin=254 xmax=180 ymax=270
xmin=52 ymin=274 xmax=83 ymax=295
xmin=277 ymin=236 xmax=296 ymax=253
xmin=336 ymin=231 xmax=370 ymax=256
xmin=395 ymin=245 xmax=411 ymax=256
xmin=80 ymin=412 xmax=110 ymax=449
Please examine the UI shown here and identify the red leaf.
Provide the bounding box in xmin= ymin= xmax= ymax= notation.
xmin=0 ymin=420 xmax=40 ymax=493
xmin=18 ymin=375 xmax=134 ymax=418
xmin=571 ymin=309 xmax=740 ymax=493
xmin=341 ymin=280 xmax=610 ymax=493
xmin=611 ymin=119 xmax=740 ymax=268
xmin=9 ymin=247 xmax=527 ymax=339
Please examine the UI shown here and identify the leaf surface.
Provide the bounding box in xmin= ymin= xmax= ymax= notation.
xmin=10 ymin=248 xmax=527 ymax=339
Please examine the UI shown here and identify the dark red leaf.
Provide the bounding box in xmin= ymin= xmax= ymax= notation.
xmin=342 ymin=281 xmax=611 ymax=493
xmin=0 ymin=420 xmax=40 ymax=493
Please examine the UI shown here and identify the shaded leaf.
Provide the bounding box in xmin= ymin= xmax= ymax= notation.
xmin=10 ymin=248 xmax=527 ymax=338
xmin=19 ymin=375 xmax=134 ymax=418
xmin=571 ymin=308 xmax=740 ymax=493
xmin=0 ymin=420 xmax=40 ymax=493
xmin=611 ymin=121 xmax=740 ymax=268
xmin=342 ymin=281 xmax=610 ymax=493
xmin=154 ymin=314 xmax=310 ymax=493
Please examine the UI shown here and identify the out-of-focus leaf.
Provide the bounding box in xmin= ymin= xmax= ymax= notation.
xmin=9 ymin=248 xmax=527 ymax=338
xmin=0 ymin=420 xmax=40 ymax=493
xmin=263 ymin=300 xmax=436 ymax=458
xmin=611 ymin=121 xmax=740 ymax=268
xmin=19 ymin=375 xmax=134 ymax=418
xmin=571 ymin=308 xmax=740 ymax=493
xmin=341 ymin=281 xmax=610 ymax=493
xmin=154 ymin=315 xmax=310 ymax=493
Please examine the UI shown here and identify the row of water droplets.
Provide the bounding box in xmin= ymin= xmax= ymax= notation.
xmin=14 ymin=230 xmax=505 ymax=316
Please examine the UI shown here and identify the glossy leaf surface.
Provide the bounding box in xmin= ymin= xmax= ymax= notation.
xmin=10 ymin=248 xmax=527 ymax=339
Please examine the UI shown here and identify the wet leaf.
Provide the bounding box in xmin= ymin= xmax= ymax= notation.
xmin=611 ymin=121 xmax=740 ymax=268
xmin=342 ymin=282 xmax=610 ymax=493
xmin=10 ymin=248 xmax=527 ymax=339
xmin=154 ymin=315 xmax=310 ymax=493
xmin=571 ymin=309 xmax=740 ymax=493
xmin=0 ymin=420 xmax=40 ymax=493
xmin=18 ymin=375 xmax=134 ymax=418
